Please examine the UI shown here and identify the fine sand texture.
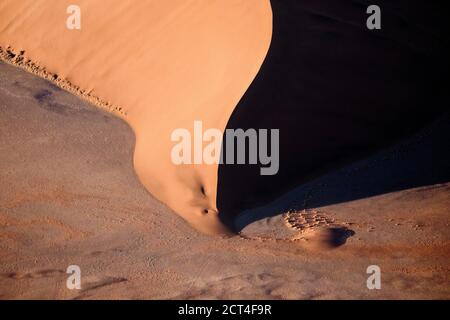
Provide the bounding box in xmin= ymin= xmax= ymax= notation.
xmin=0 ymin=0 xmax=273 ymax=234
xmin=1 ymin=62 xmax=449 ymax=299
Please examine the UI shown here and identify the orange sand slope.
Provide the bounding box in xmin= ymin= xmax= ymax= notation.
xmin=0 ymin=0 xmax=273 ymax=234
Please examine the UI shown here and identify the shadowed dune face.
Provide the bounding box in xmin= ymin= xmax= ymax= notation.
xmin=0 ymin=0 xmax=273 ymax=235
xmin=217 ymin=0 xmax=450 ymax=228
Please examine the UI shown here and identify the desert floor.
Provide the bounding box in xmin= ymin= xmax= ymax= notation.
xmin=0 ymin=61 xmax=449 ymax=299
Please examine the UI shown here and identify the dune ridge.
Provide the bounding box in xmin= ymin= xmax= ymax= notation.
xmin=0 ymin=0 xmax=273 ymax=234
xmin=0 ymin=46 xmax=126 ymax=117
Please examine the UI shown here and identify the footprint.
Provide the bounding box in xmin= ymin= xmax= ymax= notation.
xmin=3 ymin=269 xmax=65 ymax=280
xmin=283 ymin=209 xmax=335 ymax=232
xmin=71 ymin=276 xmax=127 ymax=299
xmin=82 ymin=276 xmax=127 ymax=292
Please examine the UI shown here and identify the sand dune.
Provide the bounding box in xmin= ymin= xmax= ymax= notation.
xmin=1 ymin=1 xmax=449 ymax=300
xmin=2 ymin=1 xmax=449 ymax=236
xmin=0 ymin=0 xmax=272 ymax=234
xmin=1 ymin=62 xmax=449 ymax=299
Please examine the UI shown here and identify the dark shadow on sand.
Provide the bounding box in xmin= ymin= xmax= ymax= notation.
xmin=217 ymin=0 xmax=450 ymax=231
xmin=326 ymin=227 xmax=356 ymax=248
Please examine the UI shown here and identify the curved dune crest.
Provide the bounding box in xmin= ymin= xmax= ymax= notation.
xmin=0 ymin=0 xmax=273 ymax=234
